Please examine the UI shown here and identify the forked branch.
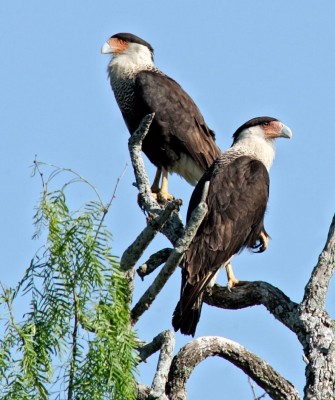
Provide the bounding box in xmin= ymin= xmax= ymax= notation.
xmin=128 ymin=113 xmax=184 ymax=245
xmin=121 ymin=199 xmax=181 ymax=271
xmin=139 ymin=330 xmax=175 ymax=399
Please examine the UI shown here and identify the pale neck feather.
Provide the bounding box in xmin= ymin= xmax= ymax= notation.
xmin=229 ymin=135 xmax=275 ymax=171
xmin=108 ymin=43 xmax=155 ymax=79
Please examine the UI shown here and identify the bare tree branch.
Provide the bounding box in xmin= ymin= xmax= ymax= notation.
xmin=127 ymin=113 xmax=184 ymax=246
xmin=137 ymin=248 xmax=172 ymax=279
xmin=120 ymin=200 xmax=182 ymax=271
xmin=136 ymin=383 xmax=151 ymax=400
xmin=295 ymin=214 xmax=335 ymax=399
xmin=302 ymin=214 xmax=335 ymax=309
xmin=137 ymin=330 xmax=175 ymax=400
xmin=128 ymin=113 xmax=157 ymax=209
xmin=138 ymin=331 xmax=171 ymax=363
xmin=166 ymin=336 xmax=301 ymax=400
xmin=151 ymin=330 xmax=175 ymax=399
xmin=204 ymin=281 xmax=301 ymax=333
xmin=131 ymin=185 xmax=209 ymax=325
xmin=202 ymin=216 xmax=335 ymax=399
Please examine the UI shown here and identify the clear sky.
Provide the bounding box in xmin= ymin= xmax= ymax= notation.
xmin=1 ymin=1 xmax=335 ymax=398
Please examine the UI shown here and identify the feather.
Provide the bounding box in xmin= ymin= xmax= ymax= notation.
xmin=173 ymin=156 xmax=269 ymax=336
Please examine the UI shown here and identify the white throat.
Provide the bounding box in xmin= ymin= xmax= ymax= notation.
xmin=232 ymin=130 xmax=276 ymax=171
xmin=108 ymin=43 xmax=155 ymax=77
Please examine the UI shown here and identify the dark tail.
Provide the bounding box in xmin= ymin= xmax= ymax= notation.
xmin=172 ymin=288 xmax=204 ymax=337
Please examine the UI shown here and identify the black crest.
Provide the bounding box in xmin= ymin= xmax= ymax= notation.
xmin=111 ymin=32 xmax=154 ymax=54
xmin=232 ymin=116 xmax=279 ymax=143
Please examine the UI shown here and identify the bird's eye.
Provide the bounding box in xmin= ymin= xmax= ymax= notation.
xmin=262 ymin=122 xmax=269 ymax=126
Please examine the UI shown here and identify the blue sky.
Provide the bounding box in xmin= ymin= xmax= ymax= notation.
xmin=1 ymin=1 xmax=335 ymax=398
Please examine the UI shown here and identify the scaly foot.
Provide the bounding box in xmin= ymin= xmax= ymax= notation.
xmin=225 ymin=263 xmax=239 ymax=290
xmin=150 ymin=191 xmax=174 ymax=202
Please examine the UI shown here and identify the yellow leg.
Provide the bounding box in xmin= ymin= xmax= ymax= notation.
xmin=225 ymin=263 xmax=239 ymax=290
xmin=159 ymin=168 xmax=174 ymax=201
xmin=258 ymin=230 xmax=269 ymax=253
xmin=151 ymin=167 xmax=162 ymax=194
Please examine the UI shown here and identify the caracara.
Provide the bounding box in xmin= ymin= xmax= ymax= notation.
xmin=172 ymin=116 xmax=292 ymax=336
xmin=102 ymin=32 xmax=221 ymax=200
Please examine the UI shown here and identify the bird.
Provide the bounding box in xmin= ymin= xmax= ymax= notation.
xmin=101 ymin=32 xmax=221 ymax=200
xmin=172 ymin=116 xmax=292 ymax=336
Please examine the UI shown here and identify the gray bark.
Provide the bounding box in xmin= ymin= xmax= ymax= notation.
xmin=137 ymin=248 xmax=172 ymax=279
xmin=166 ymin=336 xmax=300 ymax=400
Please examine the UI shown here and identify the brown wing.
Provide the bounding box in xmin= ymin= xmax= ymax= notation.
xmin=125 ymin=71 xmax=221 ymax=171
xmin=172 ymin=156 xmax=270 ymax=335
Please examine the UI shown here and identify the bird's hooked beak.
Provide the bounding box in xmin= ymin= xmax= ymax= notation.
xmin=101 ymin=40 xmax=113 ymax=55
xmin=279 ymin=124 xmax=293 ymax=139
xmin=101 ymin=37 xmax=128 ymax=55
xmin=261 ymin=120 xmax=293 ymax=140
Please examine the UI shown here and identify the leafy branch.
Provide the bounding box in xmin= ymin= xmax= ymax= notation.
xmin=0 ymin=162 xmax=137 ymax=400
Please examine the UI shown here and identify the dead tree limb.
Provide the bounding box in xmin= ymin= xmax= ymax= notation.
xmin=299 ymin=214 xmax=335 ymax=399
xmin=128 ymin=113 xmax=158 ymax=209
xmin=137 ymin=248 xmax=173 ymax=279
xmin=202 ymin=215 xmax=335 ymax=399
xmin=302 ymin=214 xmax=335 ymax=308
xmin=204 ymin=281 xmax=301 ymax=333
xmin=137 ymin=330 xmax=175 ymax=399
xmin=127 ymin=113 xmax=184 ymax=245
xmin=166 ymin=336 xmax=301 ymax=400
xmin=151 ymin=330 xmax=175 ymax=399
xmin=121 ymin=200 xmax=181 ymax=271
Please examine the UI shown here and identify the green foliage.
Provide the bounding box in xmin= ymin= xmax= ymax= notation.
xmin=0 ymin=162 xmax=138 ymax=399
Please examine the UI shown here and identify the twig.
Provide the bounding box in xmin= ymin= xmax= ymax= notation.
xmin=33 ymin=156 xmax=47 ymax=194
xmin=0 ymin=284 xmax=21 ymax=338
xmin=94 ymin=163 xmax=128 ymax=242
xmin=249 ymin=377 xmax=258 ymax=399
xmin=248 ymin=377 xmax=267 ymax=399
xmin=32 ymin=159 xmax=105 ymax=205
xmin=137 ymin=248 xmax=172 ymax=279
